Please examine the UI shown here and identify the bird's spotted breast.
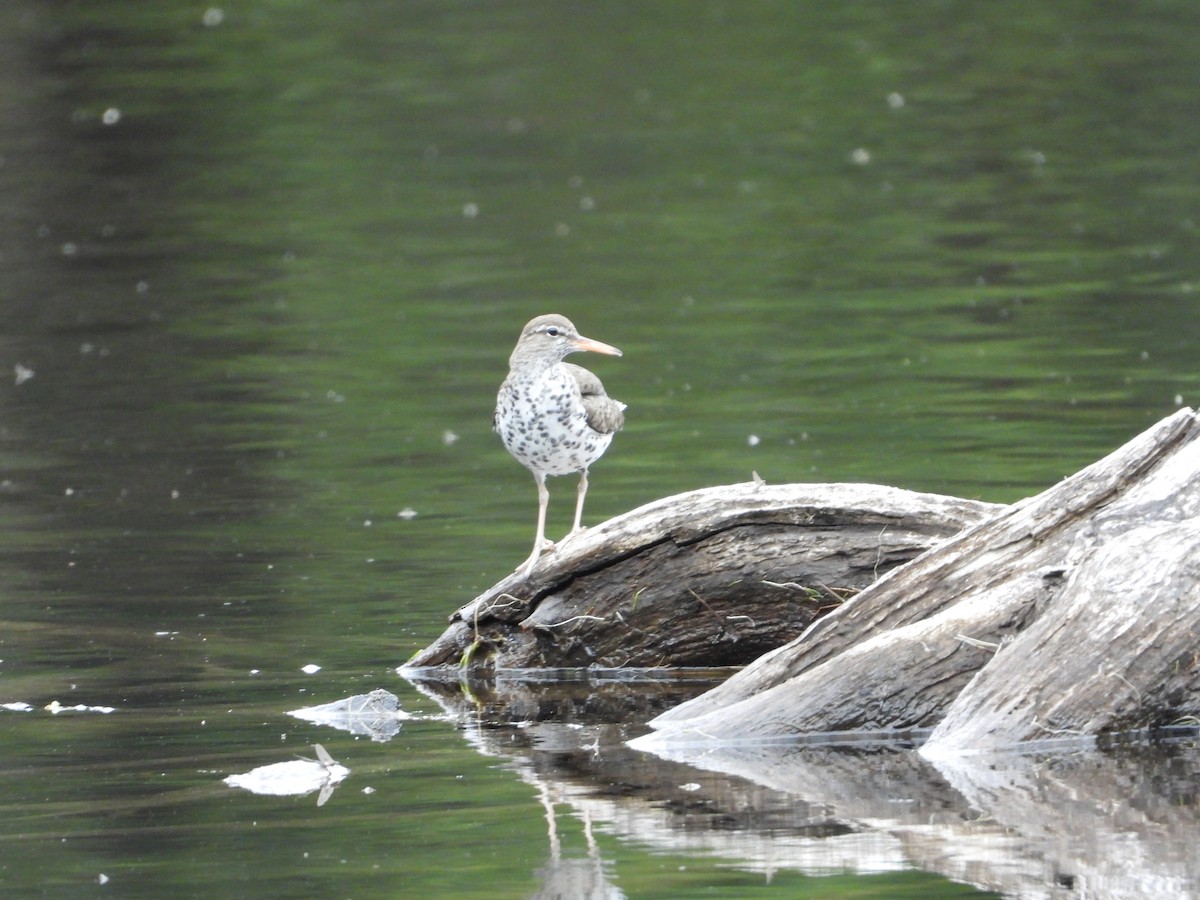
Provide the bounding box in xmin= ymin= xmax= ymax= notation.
xmin=495 ymin=367 xmax=613 ymax=476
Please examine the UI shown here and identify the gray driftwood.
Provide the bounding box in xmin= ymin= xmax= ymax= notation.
xmin=405 ymin=482 xmax=1001 ymax=671
xmin=638 ymin=408 xmax=1200 ymax=753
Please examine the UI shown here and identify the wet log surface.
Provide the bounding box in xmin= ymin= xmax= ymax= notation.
xmin=638 ymin=408 xmax=1200 ymax=753
xmin=405 ymin=482 xmax=1001 ymax=671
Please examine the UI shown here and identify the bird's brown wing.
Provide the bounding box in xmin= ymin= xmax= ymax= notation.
xmin=566 ymin=363 xmax=625 ymax=434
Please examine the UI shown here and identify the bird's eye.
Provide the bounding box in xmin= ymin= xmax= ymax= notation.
xmin=546 ymin=327 xmax=561 ymax=337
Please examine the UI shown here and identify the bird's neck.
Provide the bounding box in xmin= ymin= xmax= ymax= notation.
xmin=508 ymin=351 xmax=565 ymax=374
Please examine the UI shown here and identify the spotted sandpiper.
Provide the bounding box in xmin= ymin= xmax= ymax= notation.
xmin=494 ymin=314 xmax=626 ymax=577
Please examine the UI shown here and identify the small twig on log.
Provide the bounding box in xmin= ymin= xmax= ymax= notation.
xmin=873 ymin=525 xmax=890 ymax=578
xmin=1032 ymin=717 xmax=1087 ymax=738
xmin=689 ymin=588 xmax=740 ymax=639
xmin=816 ymin=582 xmax=859 ymax=602
xmin=476 ymin=593 xmax=525 ymax=621
xmin=955 ymin=633 xmax=1002 ymax=652
xmin=540 ymin=614 xmax=608 ymax=629
xmin=761 ymin=580 xmax=823 ymax=602
xmin=1106 ymin=669 xmax=1142 ymax=703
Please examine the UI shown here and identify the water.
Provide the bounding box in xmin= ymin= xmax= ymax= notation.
xmin=1 ymin=1 xmax=1198 ymax=896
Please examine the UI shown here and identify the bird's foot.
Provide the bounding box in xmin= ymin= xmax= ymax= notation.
xmin=516 ymin=539 xmax=557 ymax=578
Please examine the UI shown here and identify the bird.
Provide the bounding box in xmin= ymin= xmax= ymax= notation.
xmin=494 ymin=314 xmax=626 ymax=578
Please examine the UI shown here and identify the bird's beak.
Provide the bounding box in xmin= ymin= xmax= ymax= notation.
xmin=571 ymin=335 xmax=623 ymax=357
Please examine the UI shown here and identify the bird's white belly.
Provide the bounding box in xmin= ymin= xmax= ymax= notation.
xmin=496 ymin=370 xmax=612 ymax=476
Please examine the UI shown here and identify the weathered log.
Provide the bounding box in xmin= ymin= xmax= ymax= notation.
xmin=404 ymin=483 xmax=1001 ymax=672
xmin=636 ymin=408 xmax=1200 ymax=752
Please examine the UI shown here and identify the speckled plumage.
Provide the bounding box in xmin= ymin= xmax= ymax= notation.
xmin=494 ymin=314 xmax=625 ymax=577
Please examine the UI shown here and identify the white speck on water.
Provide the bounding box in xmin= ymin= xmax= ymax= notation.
xmin=136 ymin=280 xmax=150 ymax=293
xmin=202 ymin=7 xmax=225 ymax=27
xmin=679 ymin=782 xmax=701 ymax=791
xmin=2 ymin=702 xmax=33 ymax=712
xmin=64 ymin=487 xmax=75 ymax=496
xmin=101 ymin=108 xmax=121 ymax=126
xmin=13 ymin=364 xmax=34 ymax=385
xmin=397 ymin=507 xmax=417 ymax=519
xmin=170 ymin=489 xmax=180 ymax=500
xmin=442 ymin=429 xmax=458 ymax=446
xmin=301 ymin=664 xmax=322 ymax=675
xmin=1175 ymin=394 xmax=1184 ymax=406
xmin=462 ymin=202 xmax=479 ymax=219
xmin=98 ymin=873 xmax=109 ymax=885
xmin=747 ymin=434 xmax=761 ymax=447
xmin=554 ymin=222 xmax=570 ymax=237
xmin=46 ymin=701 xmax=116 ymax=714
xmin=61 ymin=242 xmax=78 ymax=256
xmin=363 ymin=519 xmax=372 ymax=527
xmin=850 ymin=147 xmax=871 ymax=165
xmin=886 ymin=92 xmax=905 ymax=108
xmin=579 ymin=195 xmax=595 ymax=212
xmin=362 ymin=786 xmax=376 ymax=795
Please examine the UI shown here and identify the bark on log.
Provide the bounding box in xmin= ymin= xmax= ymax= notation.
xmin=636 ymin=408 xmax=1200 ymax=753
xmin=404 ymin=483 xmax=1001 ymax=672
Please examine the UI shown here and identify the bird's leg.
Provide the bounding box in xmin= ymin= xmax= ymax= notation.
xmin=568 ymin=469 xmax=590 ymax=536
xmin=519 ymin=473 xmax=555 ymax=577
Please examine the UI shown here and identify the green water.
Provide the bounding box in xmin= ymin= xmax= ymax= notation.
xmin=1 ymin=1 xmax=1198 ymax=896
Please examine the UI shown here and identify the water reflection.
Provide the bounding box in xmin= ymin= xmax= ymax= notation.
xmin=410 ymin=673 xmax=1200 ymax=897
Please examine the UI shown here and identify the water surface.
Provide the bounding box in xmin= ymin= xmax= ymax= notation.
xmin=1 ymin=2 xmax=1198 ymax=897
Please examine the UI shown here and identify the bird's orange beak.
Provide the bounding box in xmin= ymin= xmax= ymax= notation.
xmin=571 ymin=335 xmax=623 ymax=357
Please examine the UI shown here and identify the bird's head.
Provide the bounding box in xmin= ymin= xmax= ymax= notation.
xmin=512 ymin=314 xmax=622 ymax=365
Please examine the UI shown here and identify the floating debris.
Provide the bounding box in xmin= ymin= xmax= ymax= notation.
xmin=290 ymin=688 xmax=411 ymax=742
xmin=2 ymin=702 xmax=33 ymax=713
xmin=223 ymin=744 xmax=348 ymax=806
xmin=45 ymin=701 xmax=116 ymax=714
xmin=300 ymin=663 xmax=322 ymax=675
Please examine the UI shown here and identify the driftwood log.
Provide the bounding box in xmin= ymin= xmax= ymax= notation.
xmin=405 ymin=483 xmax=1000 ymax=670
xmin=636 ymin=408 xmax=1200 ymax=754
